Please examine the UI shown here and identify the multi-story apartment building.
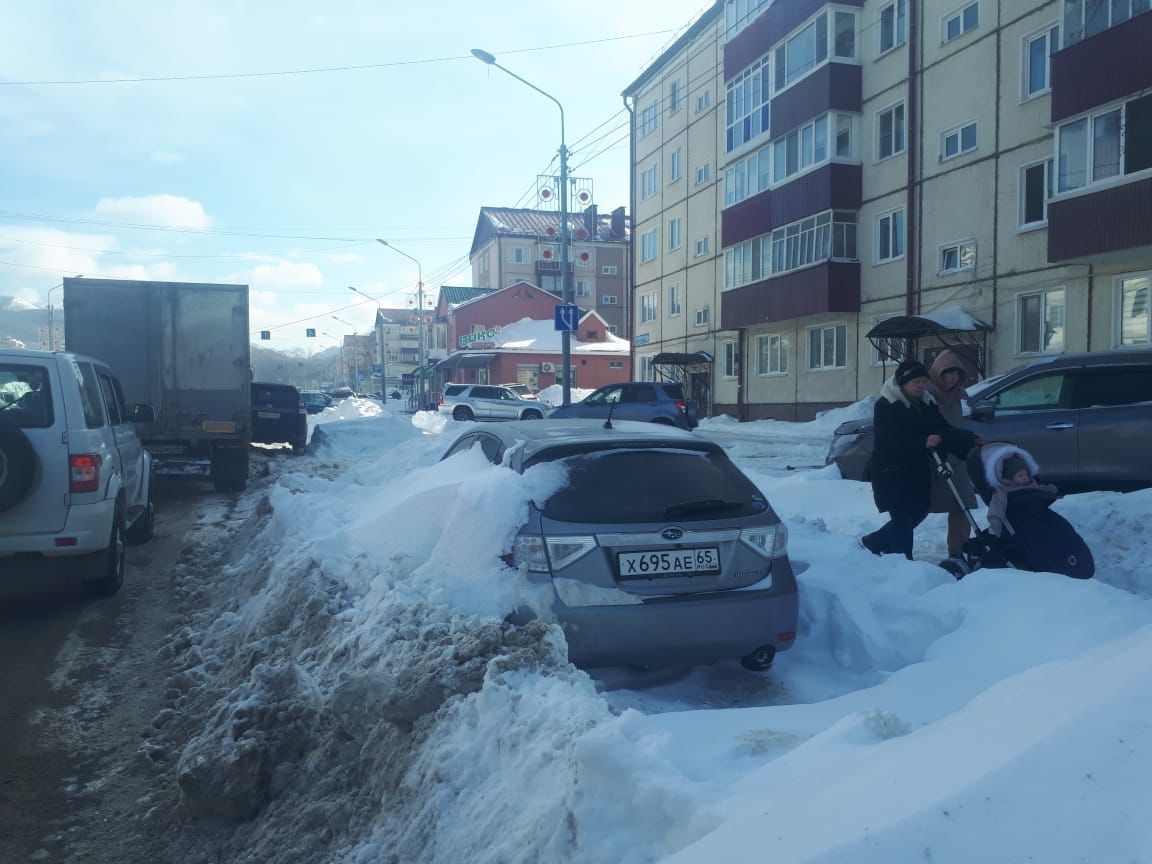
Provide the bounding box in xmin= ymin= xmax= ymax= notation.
xmin=627 ymin=0 xmax=1152 ymax=419
xmin=469 ymin=205 xmax=632 ymax=337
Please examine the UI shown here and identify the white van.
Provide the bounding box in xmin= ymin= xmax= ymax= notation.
xmin=0 ymin=349 xmax=155 ymax=596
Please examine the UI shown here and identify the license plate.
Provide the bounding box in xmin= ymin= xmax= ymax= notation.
xmin=617 ymin=547 xmax=720 ymax=578
xmin=257 ymin=411 xmax=280 ymax=419
xmin=149 ymin=445 xmax=186 ymax=455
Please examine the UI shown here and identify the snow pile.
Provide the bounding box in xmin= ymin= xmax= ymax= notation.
xmin=699 ymin=396 xmax=876 ymax=440
xmin=537 ymin=384 xmax=594 ymax=407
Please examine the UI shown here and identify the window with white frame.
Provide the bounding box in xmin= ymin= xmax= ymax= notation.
xmin=1056 ymin=94 xmax=1152 ymax=193
xmin=506 ymin=246 xmax=527 ymax=264
xmin=942 ymin=2 xmax=979 ymax=42
xmin=669 ymin=148 xmax=683 ymax=182
xmin=668 ymin=218 xmax=682 ymax=250
xmin=877 ymin=102 xmax=906 ymax=160
xmin=725 ymin=0 xmax=773 ymax=38
xmin=609 ymin=359 xmax=624 ymax=368
xmin=725 ymin=211 xmax=858 ymax=289
xmin=879 ymin=0 xmax=907 ymax=53
xmin=639 ymin=354 xmax=656 ymax=381
xmin=1023 ymin=23 xmax=1060 ymax=98
xmin=1063 ymin=0 xmax=1151 ymax=47
xmin=757 ymin=333 xmax=789 ymax=374
xmin=640 ymin=292 xmax=658 ymax=323
xmin=941 ymin=121 xmax=978 ymax=159
xmin=1117 ymin=272 xmax=1152 ymax=346
xmin=726 ymin=55 xmax=771 ymax=152
xmin=640 ymin=102 xmax=659 ymax=136
xmin=641 ymin=229 xmax=658 ymax=262
xmin=808 ymin=324 xmax=847 ymax=369
xmin=601 ymin=295 xmax=618 ymax=305
xmin=668 ymin=284 xmax=682 ymax=316
xmin=773 ymin=114 xmax=831 ymax=183
xmin=723 ymin=341 xmax=739 ymax=378
xmin=695 ymin=236 xmax=711 ymax=257
xmin=608 ymin=326 xmax=619 ymax=334
xmin=1017 ymin=287 xmax=1066 ymax=353
xmin=939 ymin=239 xmax=976 ymax=274
xmin=1020 ymin=158 xmax=1053 ymax=228
xmin=601 ymin=265 xmax=618 ymax=276
xmin=695 ymin=306 xmax=710 ymax=326
xmin=876 ymin=209 xmax=905 ymax=264
xmin=773 ymin=10 xmax=857 ymax=94
xmin=696 ymin=163 xmax=711 ymax=185
xmin=669 ymin=79 xmax=683 ymax=112
xmin=641 ymin=164 xmax=658 ymax=199
xmin=575 ymin=280 xmax=590 ymax=297
xmin=696 ymin=89 xmax=712 ymax=113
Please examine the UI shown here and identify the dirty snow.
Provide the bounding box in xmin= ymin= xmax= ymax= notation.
xmin=138 ymin=400 xmax=1152 ymax=863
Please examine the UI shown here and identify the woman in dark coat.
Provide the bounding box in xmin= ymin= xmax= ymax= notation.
xmin=861 ymin=359 xmax=978 ymax=560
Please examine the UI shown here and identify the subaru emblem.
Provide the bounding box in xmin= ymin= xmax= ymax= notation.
xmin=661 ymin=527 xmax=684 ymax=541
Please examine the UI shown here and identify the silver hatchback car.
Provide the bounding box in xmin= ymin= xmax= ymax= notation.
xmin=441 ymin=419 xmax=798 ymax=670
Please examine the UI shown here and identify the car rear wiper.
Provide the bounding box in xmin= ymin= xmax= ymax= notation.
xmin=663 ymin=499 xmax=746 ymax=518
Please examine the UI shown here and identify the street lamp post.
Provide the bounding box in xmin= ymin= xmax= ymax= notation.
xmin=332 ymin=316 xmax=360 ymax=391
xmin=349 ymin=286 xmax=389 ymax=396
xmin=376 ymin=239 xmax=427 ymax=410
xmin=471 ymin=48 xmax=572 ymax=406
xmin=320 ymin=331 xmax=344 ymax=388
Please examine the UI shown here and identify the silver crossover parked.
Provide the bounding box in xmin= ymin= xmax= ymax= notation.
xmin=441 ymin=419 xmax=798 ymax=670
xmin=439 ymin=384 xmax=547 ymax=422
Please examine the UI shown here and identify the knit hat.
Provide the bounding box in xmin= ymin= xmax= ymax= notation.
xmin=1002 ymin=455 xmax=1028 ymax=480
xmin=895 ymin=359 xmax=930 ymax=387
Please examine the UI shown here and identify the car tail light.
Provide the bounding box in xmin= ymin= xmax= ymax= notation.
xmin=777 ymin=631 xmax=796 ymax=642
xmin=512 ymin=536 xmax=549 ymax=572
xmin=511 ymin=535 xmax=598 ymax=572
xmin=69 ymin=454 xmax=102 ymax=493
xmin=545 ymin=536 xmax=598 ymax=571
xmin=440 ymin=396 xmax=446 ymax=405
xmin=674 ymin=400 xmax=687 ymax=413
xmin=739 ymin=524 xmax=788 ymax=558
xmin=298 ymin=398 xmax=307 ymax=415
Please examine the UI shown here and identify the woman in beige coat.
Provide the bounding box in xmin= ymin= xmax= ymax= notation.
xmin=928 ymin=349 xmax=980 ymax=557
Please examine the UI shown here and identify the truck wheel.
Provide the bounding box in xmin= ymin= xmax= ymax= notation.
xmin=84 ymin=506 xmax=125 ymax=598
xmin=0 ymin=416 xmax=37 ymax=513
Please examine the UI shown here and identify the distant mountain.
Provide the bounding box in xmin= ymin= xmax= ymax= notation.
xmin=0 ymin=296 xmax=54 ymax=349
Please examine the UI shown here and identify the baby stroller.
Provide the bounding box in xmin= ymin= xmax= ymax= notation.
xmin=932 ymin=443 xmax=1094 ymax=580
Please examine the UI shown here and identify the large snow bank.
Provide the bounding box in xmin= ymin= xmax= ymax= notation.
xmin=537 ymin=384 xmax=594 ymax=407
xmin=699 ymin=396 xmax=876 ymax=440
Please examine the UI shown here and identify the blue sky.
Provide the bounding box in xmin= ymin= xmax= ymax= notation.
xmin=1 ymin=0 xmax=708 ymax=350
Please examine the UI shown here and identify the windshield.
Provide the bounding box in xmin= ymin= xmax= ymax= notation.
xmin=529 ymin=446 xmax=768 ymax=524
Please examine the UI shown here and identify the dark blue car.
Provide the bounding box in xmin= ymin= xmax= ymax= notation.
xmin=547 ymin=382 xmax=699 ymax=430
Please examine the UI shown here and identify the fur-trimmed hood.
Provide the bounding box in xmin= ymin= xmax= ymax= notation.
xmin=980 ymin=442 xmax=1041 ymax=489
xmin=880 ymin=376 xmax=938 ymax=408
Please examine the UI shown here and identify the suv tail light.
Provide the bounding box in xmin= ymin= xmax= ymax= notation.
xmin=674 ymin=400 xmax=687 ymax=413
xmin=440 ymin=396 xmax=446 ymax=405
xmin=69 ymin=454 xmax=102 ymax=493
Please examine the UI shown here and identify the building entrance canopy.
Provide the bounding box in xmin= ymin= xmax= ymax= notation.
xmin=866 ymin=308 xmax=992 ymax=376
xmin=433 ymin=352 xmax=496 ymax=370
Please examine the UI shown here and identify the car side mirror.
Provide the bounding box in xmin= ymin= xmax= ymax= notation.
xmin=129 ymin=403 xmax=156 ymax=423
xmin=969 ymin=399 xmax=996 ymax=421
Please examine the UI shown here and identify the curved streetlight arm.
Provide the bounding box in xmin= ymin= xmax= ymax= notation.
xmin=470 ymin=50 xmax=565 ymax=149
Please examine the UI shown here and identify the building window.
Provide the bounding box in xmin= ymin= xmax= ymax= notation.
xmin=695 ymin=236 xmax=711 ymax=257
xmin=772 ymin=114 xmax=830 ymax=184
xmin=601 ymin=295 xmax=618 ymax=305
xmin=668 ymin=218 xmax=682 ymax=250
xmin=669 ymin=79 xmax=683 ymax=113
xmin=609 ymin=359 xmax=624 ymax=368
xmin=725 ymin=211 xmax=858 ymax=289
xmin=639 ymin=354 xmax=656 ymax=381
xmin=1056 ymin=94 xmax=1152 ymax=193
xmin=640 ymin=102 xmax=658 ymax=137
xmin=1023 ymin=24 xmax=1060 ymax=99
xmin=575 ymin=280 xmax=590 ymax=297
xmin=775 ymin=13 xmax=828 ymax=92
xmin=726 ymin=0 xmax=773 ymax=38
xmin=601 ymin=265 xmax=618 ymax=277
xmin=724 ymin=113 xmax=854 ymax=207
xmin=879 ymin=0 xmax=907 ymax=54
xmin=1117 ymin=272 xmax=1152 ymax=346
xmin=668 ymin=284 xmax=682 ymax=316
xmin=938 ymin=239 xmax=976 ymax=274
xmin=640 ymin=293 xmax=658 ymax=323
xmin=695 ymin=306 xmax=710 ymax=327
xmin=876 ymin=209 xmax=905 ymax=264
xmin=808 ymin=324 xmax=847 ymax=369
xmin=941 ymin=121 xmax=978 ymax=160
xmin=696 ymin=163 xmax=711 ymax=185
xmin=506 ymin=246 xmax=527 ymax=264
xmin=1017 ymin=287 xmax=1066 ymax=354
xmin=877 ymin=102 xmax=906 ymax=160
xmin=1019 ymin=159 xmax=1053 ymax=229
xmin=641 ymin=164 xmax=658 ymax=200
xmin=1063 ymin=0 xmax=1151 ymax=47
xmin=757 ymin=333 xmax=789 ymax=375
xmin=696 ymin=89 xmax=712 ymax=113
xmin=726 ymin=55 xmax=771 ymax=152
xmin=669 ymin=148 xmax=683 ymax=183
xmin=942 ymin=2 xmax=979 ymax=43
xmin=640 ymin=229 xmax=658 ymax=262
xmin=723 ymin=341 xmax=738 ymax=378
xmin=608 ymin=326 xmax=618 ymax=335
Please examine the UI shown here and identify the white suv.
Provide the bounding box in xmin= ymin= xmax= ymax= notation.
xmin=0 ymin=349 xmax=155 ymax=596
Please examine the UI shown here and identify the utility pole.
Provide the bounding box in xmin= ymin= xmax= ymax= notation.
xmin=376 ymin=240 xmax=426 ymax=410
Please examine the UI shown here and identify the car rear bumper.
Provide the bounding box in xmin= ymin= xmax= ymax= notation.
xmin=554 ymin=561 xmax=799 ymax=668
xmin=0 ymin=497 xmax=114 ymax=559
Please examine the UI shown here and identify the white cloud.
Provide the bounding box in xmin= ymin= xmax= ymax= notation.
xmin=327 ymin=252 xmax=364 ymax=264
xmin=150 ymin=149 xmax=186 ymax=164
xmin=93 ymin=194 xmax=212 ymax=228
xmin=242 ymin=261 xmax=325 ymax=290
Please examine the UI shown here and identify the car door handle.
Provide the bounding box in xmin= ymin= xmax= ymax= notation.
xmin=1045 ymin=422 xmax=1075 ymax=430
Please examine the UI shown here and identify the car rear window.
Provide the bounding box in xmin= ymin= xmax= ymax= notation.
xmin=531 ymin=446 xmax=768 ymax=523
xmin=660 ymin=383 xmax=685 ymax=400
xmin=0 ymin=363 xmax=54 ymax=428
xmin=444 ymin=385 xmax=468 ymax=397
xmin=73 ymin=361 xmax=106 ymax=429
xmin=252 ymin=385 xmax=300 ymax=409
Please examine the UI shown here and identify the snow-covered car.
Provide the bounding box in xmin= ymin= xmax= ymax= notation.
xmin=438 ymin=384 xmax=547 ymax=422
xmin=0 ymin=348 xmax=156 ymax=596
xmin=440 ymin=419 xmax=798 ymax=670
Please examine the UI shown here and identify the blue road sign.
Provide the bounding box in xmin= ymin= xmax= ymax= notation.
xmin=554 ymin=304 xmax=580 ymax=332
xmin=373 ymin=363 xmax=383 ymax=374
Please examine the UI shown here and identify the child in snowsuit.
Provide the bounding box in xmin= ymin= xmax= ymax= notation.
xmin=985 ymin=453 xmax=1058 ymax=538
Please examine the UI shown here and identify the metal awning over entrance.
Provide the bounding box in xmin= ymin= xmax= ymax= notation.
xmin=652 ymin=351 xmax=714 ymax=368
xmin=866 ymin=308 xmax=992 ymax=375
xmin=651 ymin=351 xmax=714 ymax=416
xmin=434 ymin=352 xmax=496 ymax=370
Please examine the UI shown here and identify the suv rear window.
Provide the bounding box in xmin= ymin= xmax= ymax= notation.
xmin=252 ymin=384 xmax=300 ymax=410
xmin=444 ymin=385 xmax=468 ymax=397
xmin=533 ymin=446 xmax=768 ymax=523
xmin=660 ymin=383 xmax=685 ymax=400
xmin=0 ymin=363 xmax=54 ymax=428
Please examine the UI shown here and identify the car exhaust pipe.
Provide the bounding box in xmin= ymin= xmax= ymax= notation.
xmin=740 ymin=645 xmax=776 ymax=672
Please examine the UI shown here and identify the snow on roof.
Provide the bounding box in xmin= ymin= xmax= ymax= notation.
xmin=919 ymin=306 xmax=989 ymax=331
xmin=489 ymin=316 xmax=629 ymax=354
